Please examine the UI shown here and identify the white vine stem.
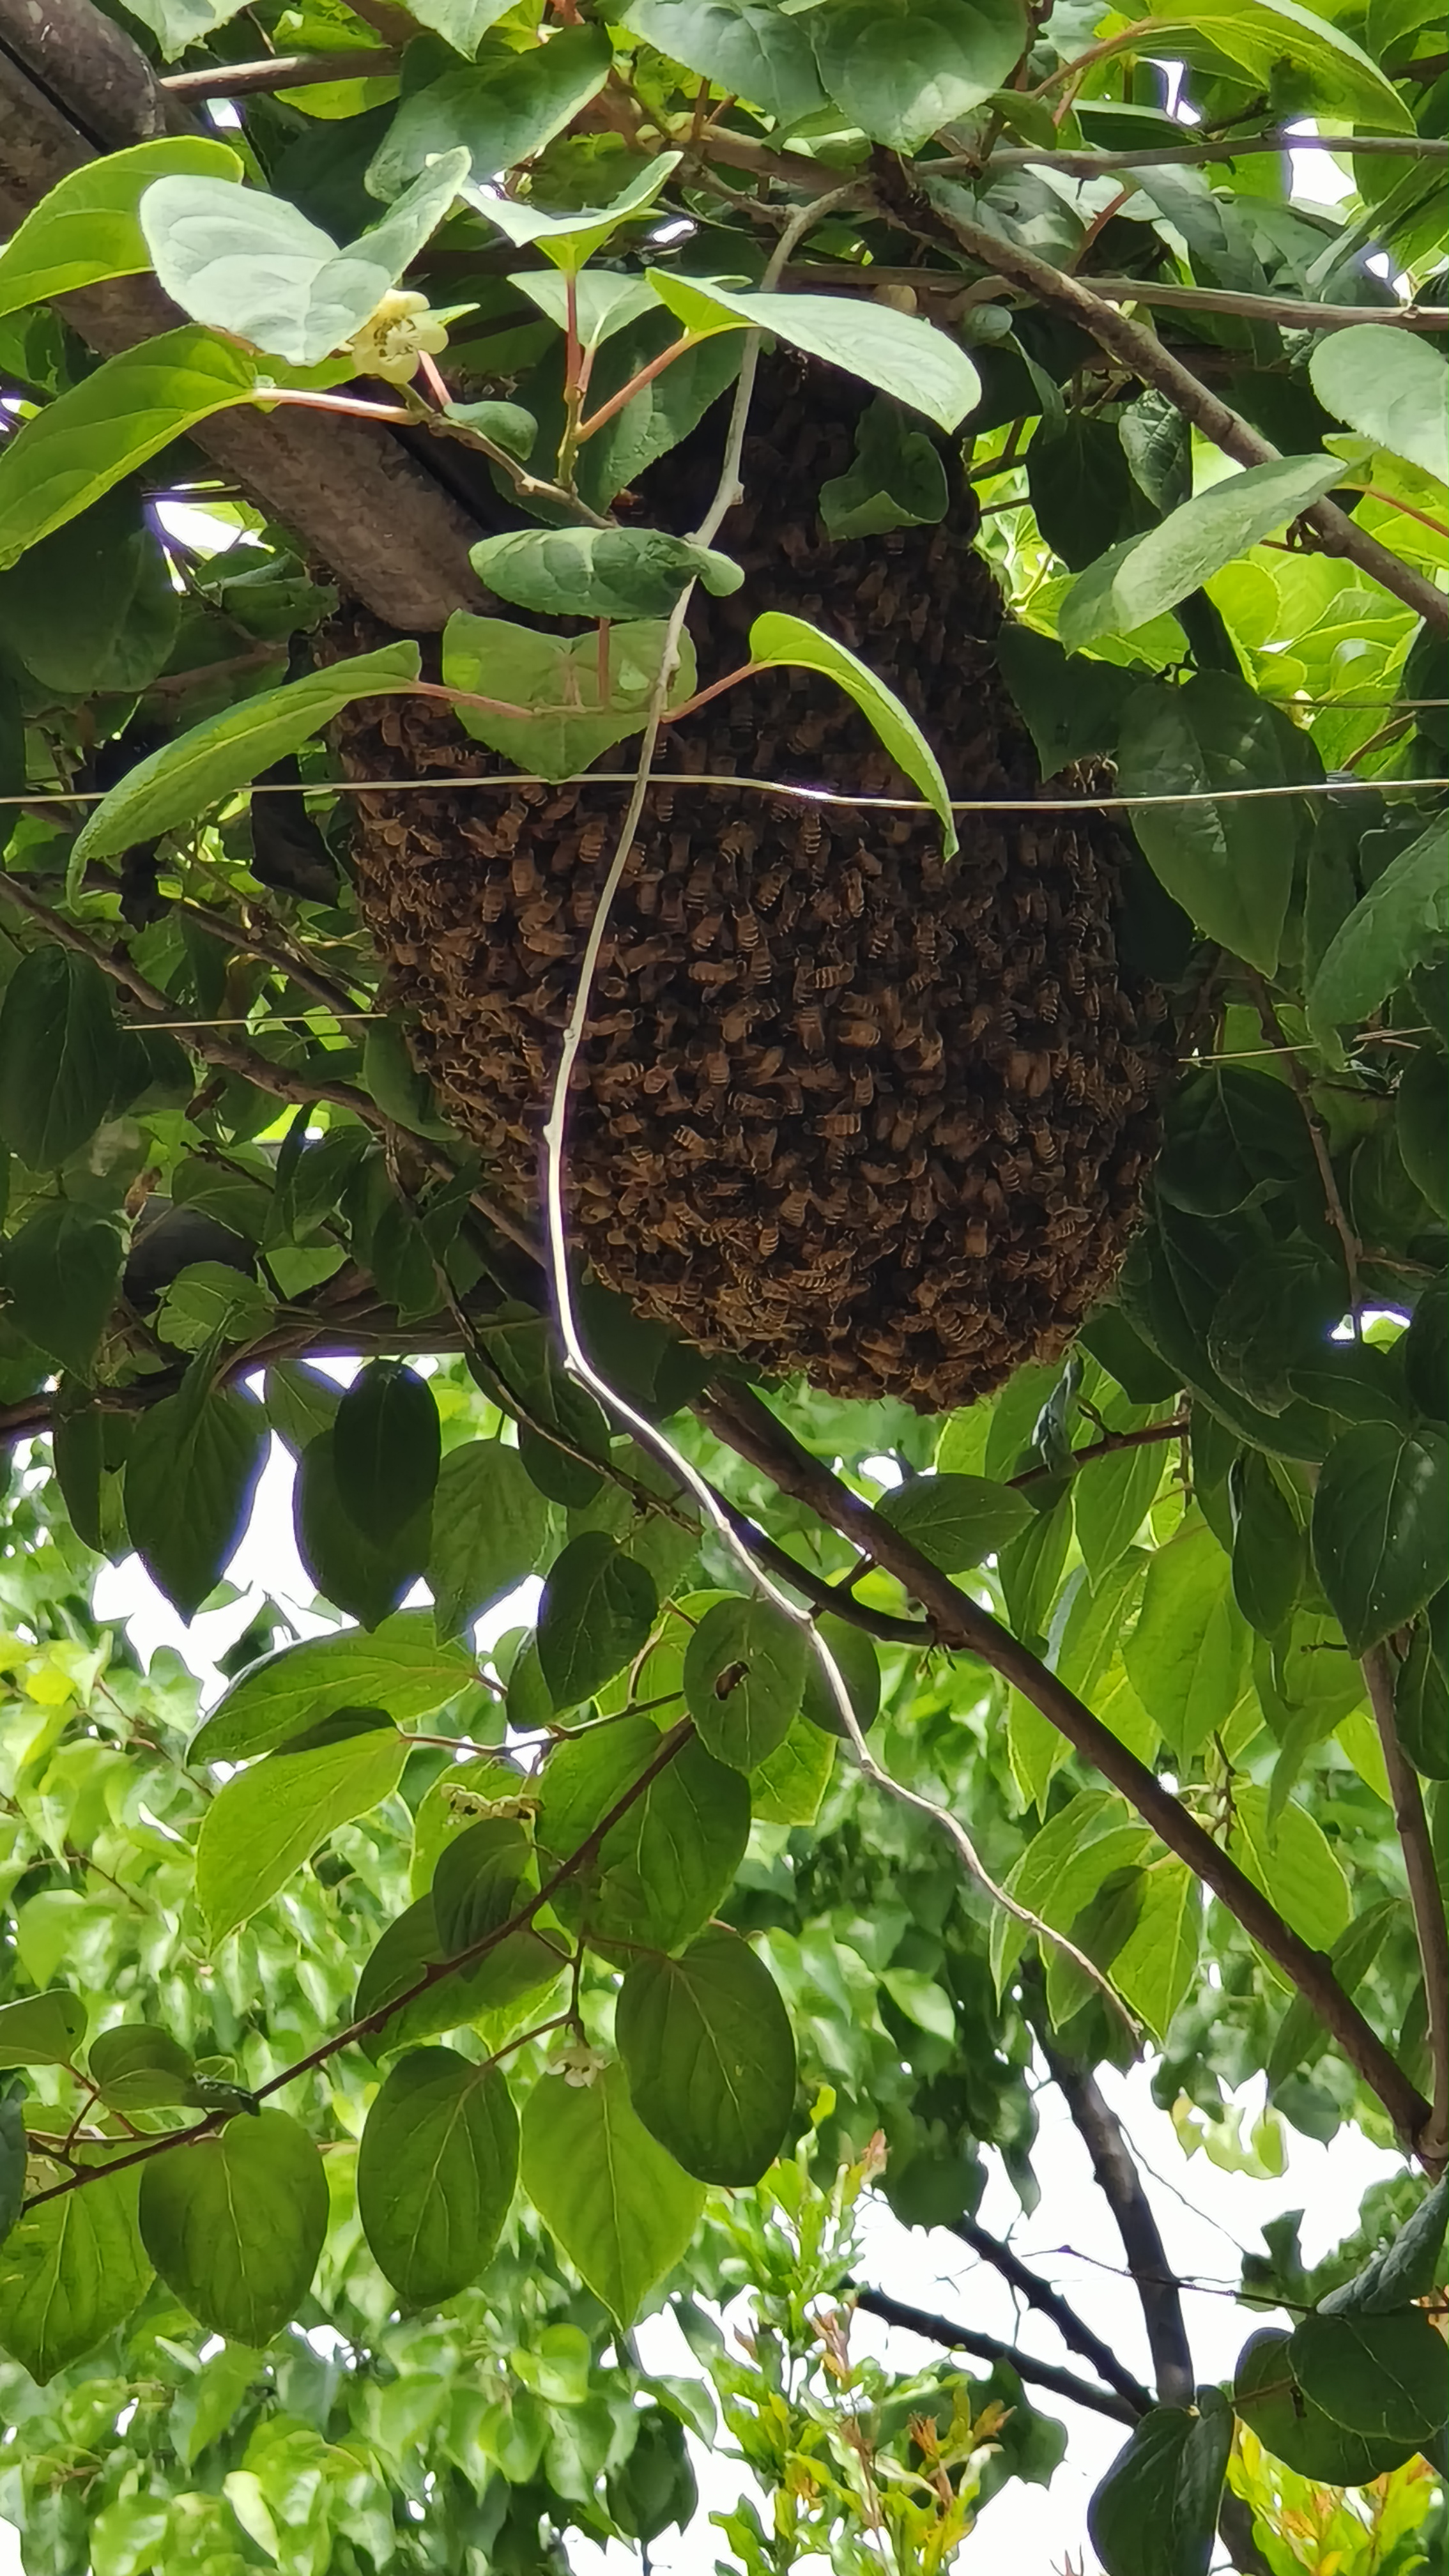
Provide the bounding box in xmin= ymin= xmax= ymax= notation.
xmin=537 ymin=199 xmax=1139 ymax=2043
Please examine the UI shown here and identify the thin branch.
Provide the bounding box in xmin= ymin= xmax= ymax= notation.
xmin=949 ymin=2214 xmax=1153 ymax=2412
xmin=850 ymin=2287 xmax=1142 ymax=2425
xmin=870 ymin=166 xmax=1449 ymax=635
xmin=1008 ymin=1414 xmax=1186 ymax=1491
xmin=975 ymin=277 xmax=1449 ymax=332
xmin=699 ymin=1376 xmax=1435 ymax=2154
xmin=160 ymin=50 xmax=400 ymax=95
xmin=1034 ymin=2026 xmax=1195 ymax=2405
xmin=1363 ymin=1646 xmax=1449 ymax=2168
xmin=174 ymin=898 xmax=368 ymax=1022
xmin=974 ymin=133 xmax=1449 ymax=170
xmin=1248 ymin=971 xmax=1362 ymax=1336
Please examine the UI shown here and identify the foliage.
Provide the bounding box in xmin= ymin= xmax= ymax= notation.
xmin=0 ymin=0 xmax=1444 ymax=2566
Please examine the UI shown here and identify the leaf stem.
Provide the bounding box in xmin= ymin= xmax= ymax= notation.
xmin=575 ymin=331 xmax=704 ymax=445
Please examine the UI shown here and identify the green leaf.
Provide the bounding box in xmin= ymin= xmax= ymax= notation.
xmin=507 ymin=270 xmax=659 ymax=356
xmin=195 ymin=1611 xmax=472 ymax=1762
xmin=464 ymin=155 xmax=683 ymax=273
xmin=1310 ymin=325 xmax=1447 ymax=484
xmin=141 ymin=155 xmax=468 ymax=365
xmin=295 ymin=1430 xmax=432 ymax=1630
xmin=1075 ymin=1414 xmax=1170 ymax=1581
xmin=538 ymin=1717 xmax=749 ymax=1951
xmin=1235 ymin=2327 xmax=1415 ymax=2483
xmin=1087 ymin=2392 xmax=1233 ymax=2576
xmin=355 ymin=1890 xmax=562 ymax=2057
xmin=995 ymin=625 xmax=1135 ymax=773
xmin=0 ymin=2086 xmax=23 ymax=2257
xmin=1312 ymin=1422 xmax=1448 ymax=1654
xmin=1209 ymin=1246 xmax=1347 ymax=1418
xmin=624 ymin=0 xmax=826 ymax=115
xmin=616 ymin=1928 xmax=796 ymax=2185
xmin=646 ymin=272 xmax=981 ymax=439
xmin=4 ymin=1203 xmax=123 ymax=1382
xmin=1307 ymin=823 xmax=1448 ymax=1033
xmin=72 ymin=641 xmax=422 ymax=870
xmin=747 ymin=611 xmax=959 ymax=860
xmin=1268 ymin=1901 xmax=1402 ymax=2090
xmin=537 ymin=1535 xmax=658 ymax=1711
xmin=195 ymin=1708 xmax=408 ymax=1942
xmin=1109 ymin=1861 xmax=1200 ymax=2043
xmin=125 ymin=1387 xmax=268 ymax=1621
xmin=333 ymin=1360 xmax=441 ymax=1546
xmin=441 ymin=611 xmax=697 ymax=782
xmin=800 ymin=1616 xmax=881 ymax=1741
xmin=138 ymin=2110 xmax=327 ymax=2345
xmin=1398 ymin=1054 xmax=1448 ymax=1222
xmin=519 ymin=2057 xmax=703 ymax=2322
xmin=366 ymin=29 xmax=610 ymax=201
xmin=1028 ymin=413 xmax=1143 ymax=575
xmin=991 ymin=1791 xmax=1153 ymax=1998
xmin=875 ymin=1471 xmax=1033 ymax=1570
xmin=1140 ymin=0 xmax=1412 ymax=130
xmin=818 ymin=396 xmax=950 ymax=540
xmin=1230 ymin=1453 xmax=1307 ymax=1639
xmin=1123 ymin=1522 xmax=1250 ymax=1759
xmin=0 ymin=946 xmax=121 ymax=1171
xmin=0 ymin=484 xmax=180 ymax=696
xmin=1396 ymin=1608 xmax=1448 ymax=1780
xmin=1325 ymin=2175 xmax=1448 ymax=2314
xmin=0 ymin=138 xmax=242 ymax=318
xmin=402 ymin=0 xmax=520 ymax=52
xmin=427 ymin=1441 xmax=551 ymax=1642
xmin=358 ymin=2046 xmax=518 ymax=2305
xmin=1289 ymin=2307 xmax=1447 ymax=2448
xmin=470 ymin=527 xmax=742 ymax=622
xmin=0 ymin=2155 xmax=151 ymax=2382
xmin=0 ymin=326 xmax=264 ymax=572
xmin=431 ymin=1816 xmax=532 ymax=1957
xmin=1231 ymin=1784 xmax=1350 ymax=1954
xmin=88 ymin=2025 xmax=194 ymax=2113
xmin=748 ymin=1716 xmax=836 ymax=1827
xmin=1061 ymin=456 xmax=1341 ymax=654
xmin=443 ymin=394 xmax=539 ymax=461
xmin=808 ymin=0 xmax=1028 ymax=148
xmin=0 ymin=1990 xmax=86 ymax=2069
xmin=683 ymin=1595 xmax=805 ymax=1770
xmin=1114 ymin=674 xmax=1298 ymax=974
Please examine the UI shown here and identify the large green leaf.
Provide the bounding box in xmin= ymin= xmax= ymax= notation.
xmin=646 ymin=272 xmax=981 ymax=438
xmin=3 ymin=1202 xmax=124 ymax=1383
xmin=622 ymin=0 xmax=827 ymax=119
xmin=1307 ymin=823 xmax=1448 ymax=1032
xmin=441 ymin=612 xmax=697 ymax=781
xmin=426 ymin=1442 xmax=552 ymax=1642
xmin=0 ymin=2158 xmax=151 ymax=2382
xmin=140 ymin=155 xmax=468 ymax=366
xmin=1113 ymin=675 xmax=1299 ymax=974
xmin=333 ymin=1360 xmax=441 ymax=1545
xmin=0 ymin=946 xmax=121 ymax=1172
xmin=1108 ymin=1862 xmax=1200 ymax=2043
xmin=1123 ymin=1522 xmax=1251 ymax=1759
xmin=615 ymin=1928 xmax=796 ymax=2185
xmin=1233 ymin=2327 xmax=1416 ymax=2483
xmin=1087 ymin=2393 xmax=1233 ymax=2576
xmin=1289 ymin=2308 xmax=1447 ymax=2448
xmin=1310 ymin=326 xmax=1448 ymax=485
xmin=875 ymin=1471 xmax=1032 ymax=1569
xmin=430 ymin=1816 xmax=533 ymax=1957
xmin=72 ymin=642 xmax=422 ymax=870
xmin=800 ymin=1617 xmax=882 ymax=1741
xmin=519 ymin=2058 xmax=703 ymax=2322
xmin=88 ymin=2025 xmax=195 ymax=2115
xmin=1139 ymin=0 xmax=1412 ymax=129
xmin=991 ymin=1791 xmax=1153 ymax=1997
xmin=354 ymin=1891 xmax=563 ymax=2056
xmin=0 ymin=326 xmax=264 ymax=571
xmin=195 ymin=1709 xmax=408 ymax=1942
xmin=808 ymin=0 xmax=1027 ymax=147
xmin=683 ymin=1595 xmax=806 ymax=1770
xmin=0 ymin=484 xmax=180 ymax=696
xmin=0 ymin=139 xmax=241 ymax=319
xmin=358 ymin=2048 xmax=518 ymax=2304
xmin=463 ymin=155 xmax=682 ymax=272
xmin=295 ymin=1430 xmax=432 ymax=1630
xmin=0 ymin=1991 xmax=87 ymax=2069
xmin=194 ymin=1613 xmax=473 ymax=1763
xmin=537 ymin=1535 xmax=659 ymax=1711
xmin=537 ymin=1717 xmax=749 ymax=1951
xmin=125 ymin=1387 xmax=269 ymax=1621
xmin=1312 ymin=1422 xmax=1447 ymax=1654
xmin=1059 ymin=456 xmax=1342 ymax=652
xmin=365 ymin=30 xmax=610 ymax=200
xmin=1231 ymin=1786 xmax=1349 ymax=1954
xmin=138 ymin=2110 xmax=327 ymax=2345
xmin=470 ymin=527 xmax=742 ymax=622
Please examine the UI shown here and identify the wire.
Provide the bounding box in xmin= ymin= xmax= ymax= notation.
xmin=5 ymin=773 xmax=1448 ymax=813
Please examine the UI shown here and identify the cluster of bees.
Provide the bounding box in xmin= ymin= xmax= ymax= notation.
xmin=336 ymin=371 xmax=1167 ymax=1412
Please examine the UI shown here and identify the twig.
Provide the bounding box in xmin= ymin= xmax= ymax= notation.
xmin=1363 ymin=1647 xmax=1448 ymax=2168
xmin=850 ymin=2288 xmax=1141 ymax=2424
xmin=970 ymin=133 xmax=1449 ymax=171
xmin=700 ymin=1376 xmax=1433 ymax=2150
xmin=949 ymin=2214 xmax=1153 ymax=2411
xmin=159 ymin=50 xmax=400 ymax=95
xmin=1008 ymin=1415 xmax=1186 ymax=1491
xmin=1034 ymin=2024 xmax=1195 ymax=2405
xmin=1247 ymin=971 xmax=1361 ymax=1337
xmin=966 ymin=277 xmax=1449 ymax=332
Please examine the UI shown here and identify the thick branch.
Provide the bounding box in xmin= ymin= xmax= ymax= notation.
xmin=906 ymin=179 xmax=1449 ymax=636
xmin=1363 ymin=1646 xmax=1449 ymax=2166
xmin=1034 ymin=2028 xmax=1194 ymax=2406
xmin=700 ymin=1377 xmax=1434 ymax=2150
xmin=949 ymin=2213 xmax=1153 ymax=2412
xmin=852 ymin=2287 xmax=1141 ymax=2424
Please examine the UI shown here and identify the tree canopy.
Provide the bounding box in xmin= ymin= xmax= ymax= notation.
xmin=0 ymin=0 xmax=1444 ymax=2566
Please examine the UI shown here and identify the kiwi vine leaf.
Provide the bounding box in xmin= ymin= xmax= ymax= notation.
xmin=0 ymin=0 xmax=1444 ymax=2570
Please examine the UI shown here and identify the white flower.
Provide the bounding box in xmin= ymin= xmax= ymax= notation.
xmin=546 ymin=2040 xmax=610 ymax=2090
xmin=345 ymin=289 xmax=449 ymax=385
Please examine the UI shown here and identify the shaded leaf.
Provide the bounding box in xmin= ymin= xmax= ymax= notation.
xmin=0 ymin=946 xmax=121 ymax=1172
xmin=616 ymin=1928 xmax=796 ymax=2184
xmin=683 ymin=1594 xmax=805 ymax=1770
xmin=1087 ymin=2391 xmax=1233 ymax=2576
xmin=125 ymin=1387 xmax=268 ymax=1621
xmin=1312 ymin=1420 xmax=1448 ymax=1653
xmin=537 ymin=1534 xmax=658 ymax=1711
xmin=0 ymin=2156 xmax=151 ymax=2382
xmin=139 ymin=2110 xmax=327 ymax=2345
xmin=875 ymin=1471 xmax=1033 ymax=1569
xmin=538 ymin=1717 xmax=748 ymax=1951
xmin=195 ymin=1611 xmax=471 ymax=1762
xmin=358 ymin=2046 xmax=518 ymax=2304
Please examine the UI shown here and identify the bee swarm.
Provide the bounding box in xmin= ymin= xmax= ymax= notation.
xmin=334 ymin=366 xmax=1167 ymax=1413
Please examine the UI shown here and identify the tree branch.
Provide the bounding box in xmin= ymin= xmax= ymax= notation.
xmin=159 ymin=50 xmax=399 ymax=97
xmin=895 ymin=180 xmax=1448 ymax=635
xmin=1008 ymin=1415 xmax=1186 ymax=1492
xmin=851 ymin=2286 xmax=1142 ymax=2424
xmin=949 ymin=2213 xmax=1153 ymax=2412
xmin=1363 ymin=1646 xmax=1449 ymax=2166
xmin=976 ymin=134 xmax=1449 ymax=171
xmin=1033 ymin=2025 xmax=1195 ymax=2406
xmin=698 ymin=1377 xmax=1435 ymax=2151
xmin=969 ymin=277 xmax=1449 ymax=332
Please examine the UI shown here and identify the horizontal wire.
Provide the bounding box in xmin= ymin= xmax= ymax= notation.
xmin=6 ymin=772 xmax=1448 ymax=813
